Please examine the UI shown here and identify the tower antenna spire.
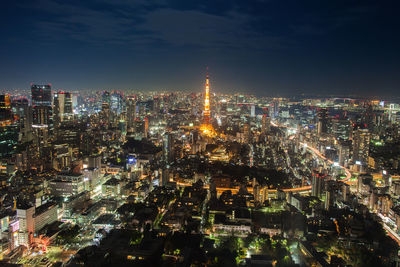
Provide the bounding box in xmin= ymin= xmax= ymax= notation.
xmin=203 ymin=67 xmax=210 ymax=122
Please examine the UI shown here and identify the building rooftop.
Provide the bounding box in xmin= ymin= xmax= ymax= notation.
xmin=34 ymin=201 xmax=56 ymax=216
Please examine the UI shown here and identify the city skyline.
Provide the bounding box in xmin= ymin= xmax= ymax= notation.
xmin=1 ymin=0 xmax=400 ymax=96
xmin=3 ymin=1 xmax=400 ymax=266
xmin=2 ymin=77 xmax=400 ymax=265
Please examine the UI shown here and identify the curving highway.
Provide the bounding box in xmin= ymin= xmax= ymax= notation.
xmin=271 ymin=120 xmax=352 ymax=182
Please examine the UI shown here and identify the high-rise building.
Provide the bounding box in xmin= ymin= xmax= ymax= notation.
xmin=31 ymin=84 xmax=51 ymax=106
xmin=161 ymin=168 xmax=170 ymax=187
xmin=110 ymin=91 xmax=124 ymax=115
xmin=71 ymin=93 xmax=78 ymax=111
xmin=49 ymin=173 xmax=86 ymax=197
xmin=16 ymin=202 xmax=58 ymax=247
xmin=31 ymin=85 xmax=52 ymax=162
xmin=311 ymin=173 xmax=325 ymax=197
xmin=250 ymin=104 xmax=256 ymax=117
xmin=0 ymin=99 xmax=17 ymax=165
xmin=357 ymin=173 xmax=373 ymax=194
xmin=134 ymin=118 xmax=148 ymax=138
xmin=362 ymin=103 xmax=375 ymax=131
xmin=261 ymin=115 xmax=271 ymax=134
xmin=272 ymin=100 xmax=279 ymax=118
xmin=126 ymin=98 xmax=136 ymax=131
xmin=352 ymin=128 xmax=370 ymax=165
xmin=32 ymin=106 xmax=52 ymax=126
xmin=0 ymin=95 xmax=12 ymax=126
xmin=1 ymin=96 xmax=17 ymax=157
xmin=31 ymin=84 xmax=52 ymax=126
xmin=153 ymin=97 xmax=160 ymax=114
xmin=338 ymin=141 xmax=351 ymax=167
xmin=324 ymin=180 xmax=337 ymax=210
xmin=0 ymin=125 xmax=19 ymax=158
xmin=12 ymin=98 xmax=32 ymax=142
xmin=102 ymin=91 xmax=111 ymax=109
xmin=341 ymin=183 xmax=350 ymax=202
xmin=163 ymin=133 xmax=174 ymax=163
xmin=88 ymin=155 xmax=102 ymax=169
xmin=54 ymin=91 xmax=73 ymax=125
xmin=101 ymin=91 xmax=111 ymax=124
xmin=32 ymin=124 xmax=49 ymax=150
xmin=317 ymin=109 xmax=328 ymax=136
xmin=332 ymin=117 xmax=351 ymax=141
xmin=16 ymin=204 xmax=35 ymax=246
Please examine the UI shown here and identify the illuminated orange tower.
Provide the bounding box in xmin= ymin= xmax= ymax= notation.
xmin=200 ymin=70 xmax=215 ymax=136
xmin=203 ymin=71 xmax=211 ymax=122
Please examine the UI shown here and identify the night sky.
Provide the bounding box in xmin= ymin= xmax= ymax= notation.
xmin=1 ymin=0 xmax=399 ymax=96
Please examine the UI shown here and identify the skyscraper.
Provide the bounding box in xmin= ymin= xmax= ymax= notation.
xmin=0 ymin=105 xmax=19 ymax=157
xmin=272 ymin=100 xmax=279 ymax=118
xmin=31 ymin=84 xmax=51 ymax=106
xmin=261 ymin=115 xmax=271 ymax=134
xmin=153 ymin=97 xmax=160 ymax=114
xmin=0 ymin=95 xmax=12 ymax=126
xmin=163 ymin=133 xmax=174 ymax=163
xmin=352 ymin=128 xmax=370 ymax=165
xmin=243 ymin=123 xmax=251 ymax=143
xmin=102 ymin=91 xmax=111 ymax=110
xmin=32 ymin=106 xmax=52 ymax=126
xmin=31 ymin=84 xmax=52 ymax=162
xmin=31 ymin=84 xmax=52 ymax=126
xmin=317 ymin=108 xmax=328 ymax=136
xmin=126 ymin=98 xmax=136 ymax=131
xmin=101 ymin=91 xmax=111 ymax=125
xmin=16 ymin=204 xmax=35 ymax=246
xmin=312 ymin=173 xmax=325 ymax=198
xmin=161 ymin=168 xmax=170 ymax=187
xmin=134 ymin=118 xmax=148 ymax=139
xmin=110 ymin=91 xmax=124 ymax=115
xmin=338 ymin=141 xmax=351 ymax=167
xmin=332 ymin=117 xmax=351 ymax=141
xmin=12 ymin=98 xmax=32 ymax=142
xmin=250 ymin=104 xmax=255 ymax=117
xmin=54 ymin=91 xmax=73 ymax=126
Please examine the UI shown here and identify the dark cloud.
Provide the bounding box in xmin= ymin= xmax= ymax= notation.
xmin=137 ymin=8 xmax=288 ymax=50
xmin=0 ymin=0 xmax=399 ymax=96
